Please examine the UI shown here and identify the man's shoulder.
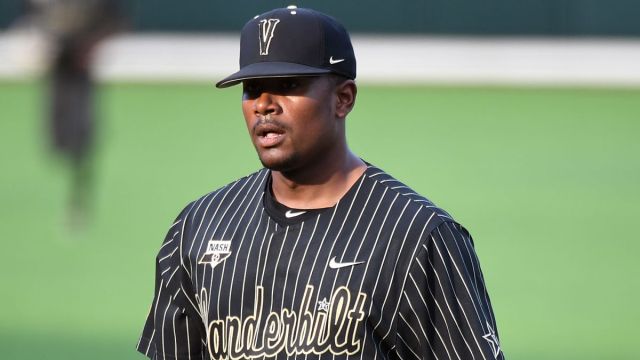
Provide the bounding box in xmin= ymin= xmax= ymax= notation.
xmin=364 ymin=163 xmax=455 ymax=226
xmin=177 ymin=168 xmax=269 ymax=224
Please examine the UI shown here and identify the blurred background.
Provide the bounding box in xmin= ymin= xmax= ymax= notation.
xmin=1 ymin=1 xmax=639 ymax=359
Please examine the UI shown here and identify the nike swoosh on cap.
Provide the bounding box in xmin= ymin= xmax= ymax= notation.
xmin=328 ymin=256 xmax=365 ymax=269
xmin=329 ymin=56 xmax=345 ymax=64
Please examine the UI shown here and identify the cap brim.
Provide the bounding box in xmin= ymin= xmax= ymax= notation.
xmin=215 ymin=62 xmax=332 ymax=88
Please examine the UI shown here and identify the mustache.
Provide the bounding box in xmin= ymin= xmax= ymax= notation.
xmin=252 ymin=115 xmax=289 ymax=133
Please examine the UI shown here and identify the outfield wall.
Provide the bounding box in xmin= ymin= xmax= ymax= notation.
xmin=3 ymin=0 xmax=640 ymax=36
xmin=1 ymin=32 xmax=640 ymax=87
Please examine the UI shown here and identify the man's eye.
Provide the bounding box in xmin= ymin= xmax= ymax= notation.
xmin=280 ymin=80 xmax=299 ymax=90
xmin=243 ymin=84 xmax=260 ymax=95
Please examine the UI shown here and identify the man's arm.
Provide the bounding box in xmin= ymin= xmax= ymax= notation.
xmin=395 ymin=221 xmax=504 ymax=359
xmin=137 ymin=204 xmax=206 ymax=360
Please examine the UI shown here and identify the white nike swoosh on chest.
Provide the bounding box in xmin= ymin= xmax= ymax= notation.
xmin=285 ymin=210 xmax=307 ymax=218
xmin=329 ymin=256 xmax=365 ymax=269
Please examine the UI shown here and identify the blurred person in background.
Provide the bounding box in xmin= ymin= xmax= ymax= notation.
xmin=24 ymin=0 xmax=124 ymax=228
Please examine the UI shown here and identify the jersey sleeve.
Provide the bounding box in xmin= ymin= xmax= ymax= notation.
xmin=395 ymin=221 xmax=504 ymax=360
xmin=136 ymin=205 xmax=206 ymax=360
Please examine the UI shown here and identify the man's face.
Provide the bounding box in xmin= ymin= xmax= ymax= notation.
xmin=241 ymin=76 xmax=341 ymax=172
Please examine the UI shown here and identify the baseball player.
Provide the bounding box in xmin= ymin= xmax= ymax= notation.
xmin=26 ymin=0 xmax=124 ymax=225
xmin=137 ymin=6 xmax=503 ymax=360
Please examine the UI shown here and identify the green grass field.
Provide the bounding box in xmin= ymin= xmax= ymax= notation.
xmin=1 ymin=81 xmax=639 ymax=359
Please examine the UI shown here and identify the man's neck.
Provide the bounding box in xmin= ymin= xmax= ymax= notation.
xmin=270 ymin=152 xmax=366 ymax=209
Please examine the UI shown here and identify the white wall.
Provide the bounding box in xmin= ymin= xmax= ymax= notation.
xmin=2 ymin=32 xmax=640 ymax=87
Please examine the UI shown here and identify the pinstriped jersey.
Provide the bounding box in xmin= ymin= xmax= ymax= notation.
xmin=136 ymin=164 xmax=504 ymax=360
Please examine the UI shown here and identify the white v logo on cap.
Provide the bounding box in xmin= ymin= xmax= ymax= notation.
xmin=258 ymin=19 xmax=280 ymax=55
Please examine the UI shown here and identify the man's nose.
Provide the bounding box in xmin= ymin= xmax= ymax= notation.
xmin=254 ymin=92 xmax=280 ymax=116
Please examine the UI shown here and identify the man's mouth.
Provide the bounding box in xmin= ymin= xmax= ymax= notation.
xmin=255 ymin=122 xmax=286 ymax=148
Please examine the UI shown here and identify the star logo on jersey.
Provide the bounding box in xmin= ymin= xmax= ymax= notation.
xmin=482 ymin=321 xmax=502 ymax=359
xmin=317 ymin=298 xmax=330 ymax=312
xmin=198 ymin=240 xmax=232 ymax=269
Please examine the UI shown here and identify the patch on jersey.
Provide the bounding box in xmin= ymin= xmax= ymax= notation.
xmin=198 ymin=240 xmax=232 ymax=269
xmin=482 ymin=321 xmax=502 ymax=358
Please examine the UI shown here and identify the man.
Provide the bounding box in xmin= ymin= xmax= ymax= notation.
xmin=26 ymin=0 xmax=124 ymax=226
xmin=137 ymin=6 xmax=503 ymax=360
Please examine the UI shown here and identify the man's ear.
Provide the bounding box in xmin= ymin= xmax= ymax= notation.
xmin=335 ymin=80 xmax=357 ymax=119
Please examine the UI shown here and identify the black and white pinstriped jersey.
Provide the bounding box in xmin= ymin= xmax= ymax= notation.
xmin=136 ymin=164 xmax=504 ymax=360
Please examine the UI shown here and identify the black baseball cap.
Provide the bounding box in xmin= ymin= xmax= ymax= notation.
xmin=216 ymin=6 xmax=356 ymax=88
